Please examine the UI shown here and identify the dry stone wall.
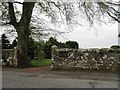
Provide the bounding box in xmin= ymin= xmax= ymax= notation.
xmin=2 ymin=47 xmax=18 ymax=67
xmin=51 ymin=46 xmax=120 ymax=72
xmin=2 ymin=49 xmax=13 ymax=65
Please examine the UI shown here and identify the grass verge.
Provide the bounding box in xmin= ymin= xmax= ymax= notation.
xmin=31 ymin=59 xmax=52 ymax=67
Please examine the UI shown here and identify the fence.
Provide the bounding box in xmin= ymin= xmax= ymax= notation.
xmin=51 ymin=45 xmax=120 ymax=72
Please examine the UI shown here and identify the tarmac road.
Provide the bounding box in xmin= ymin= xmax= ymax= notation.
xmin=2 ymin=67 xmax=119 ymax=88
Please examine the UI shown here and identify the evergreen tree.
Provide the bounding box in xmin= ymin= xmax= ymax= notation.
xmin=2 ymin=34 xmax=11 ymax=49
xmin=66 ymin=41 xmax=79 ymax=49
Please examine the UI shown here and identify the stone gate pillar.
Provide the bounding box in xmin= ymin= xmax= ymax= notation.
xmin=51 ymin=45 xmax=58 ymax=69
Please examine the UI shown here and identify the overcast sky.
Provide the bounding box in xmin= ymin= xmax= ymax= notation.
xmin=57 ymin=22 xmax=118 ymax=48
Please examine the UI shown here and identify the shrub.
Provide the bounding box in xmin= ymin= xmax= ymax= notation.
xmin=110 ymin=45 xmax=120 ymax=49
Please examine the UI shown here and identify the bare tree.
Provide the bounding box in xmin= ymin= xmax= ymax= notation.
xmin=1 ymin=1 xmax=35 ymax=68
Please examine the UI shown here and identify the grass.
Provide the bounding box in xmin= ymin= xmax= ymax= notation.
xmin=31 ymin=59 xmax=52 ymax=67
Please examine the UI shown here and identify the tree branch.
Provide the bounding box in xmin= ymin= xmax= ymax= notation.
xmin=13 ymin=2 xmax=23 ymax=5
xmin=19 ymin=2 xmax=35 ymax=27
xmin=47 ymin=1 xmax=64 ymax=15
xmin=107 ymin=11 xmax=120 ymax=23
xmin=107 ymin=2 xmax=120 ymax=6
xmin=8 ymin=2 xmax=18 ymax=28
xmin=109 ymin=6 xmax=120 ymax=14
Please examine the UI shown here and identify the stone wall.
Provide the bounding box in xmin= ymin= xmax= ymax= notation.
xmin=2 ymin=49 xmax=14 ymax=65
xmin=51 ymin=46 xmax=120 ymax=72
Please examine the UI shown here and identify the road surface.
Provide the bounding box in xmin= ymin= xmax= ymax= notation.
xmin=2 ymin=67 xmax=119 ymax=88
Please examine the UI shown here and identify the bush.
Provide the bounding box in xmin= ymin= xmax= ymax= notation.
xmin=110 ymin=45 xmax=120 ymax=49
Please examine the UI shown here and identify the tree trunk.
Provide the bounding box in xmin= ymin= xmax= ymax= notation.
xmin=8 ymin=2 xmax=35 ymax=68
xmin=16 ymin=26 xmax=30 ymax=68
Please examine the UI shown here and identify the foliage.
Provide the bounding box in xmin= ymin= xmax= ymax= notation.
xmin=43 ymin=37 xmax=79 ymax=58
xmin=57 ymin=42 xmax=68 ymax=48
xmin=31 ymin=37 xmax=79 ymax=59
xmin=110 ymin=45 xmax=120 ymax=49
xmin=43 ymin=43 xmax=51 ymax=59
xmin=31 ymin=59 xmax=52 ymax=67
xmin=46 ymin=37 xmax=59 ymax=46
xmin=34 ymin=40 xmax=45 ymax=59
xmin=66 ymin=41 xmax=79 ymax=49
xmin=2 ymin=34 xmax=11 ymax=49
